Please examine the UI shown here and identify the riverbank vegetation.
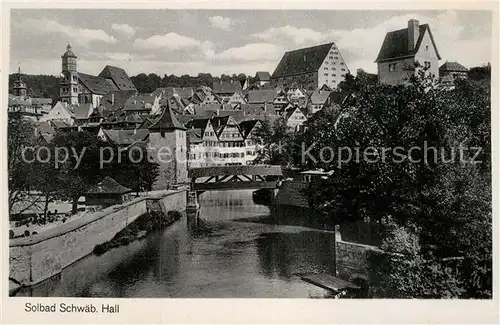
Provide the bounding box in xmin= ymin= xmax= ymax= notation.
xmin=254 ymin=68 xmax=492 ymax=298
xmin=93 ymin=210 xmax=183 ymax=255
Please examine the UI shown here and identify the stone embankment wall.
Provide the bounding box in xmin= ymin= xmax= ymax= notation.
xmin=335 ymin=226 xmax=382 ymax=283
xmin=9 ymin=190 xmax=186 ymax=288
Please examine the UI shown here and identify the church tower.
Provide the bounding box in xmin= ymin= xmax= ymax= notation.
xmin=148 ymin=104 xmax=188 ymax=190
xmin=13 ymin=66 xmax=27 ymax=98
xmin=60 ymin=43 xmax=79 ymax=105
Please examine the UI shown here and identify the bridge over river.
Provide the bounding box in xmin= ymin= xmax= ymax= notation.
xmin=188 ymin=165 xmax=283 ymax=192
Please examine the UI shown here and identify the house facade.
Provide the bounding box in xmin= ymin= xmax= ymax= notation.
xmin=271 ymin=42 xmax=350 ymax=90
xmin=376 ymin=19 xmax=441 ymax=85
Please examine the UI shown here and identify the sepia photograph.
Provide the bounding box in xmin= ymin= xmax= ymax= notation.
xmin=6 ymin=7 xmax=493 ymax=303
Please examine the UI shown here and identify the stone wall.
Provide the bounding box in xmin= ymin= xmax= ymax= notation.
xmin=9 ymin=190 xmax=186 ymax=288
xmin=335 ymin=227 xmax=381 ymax=283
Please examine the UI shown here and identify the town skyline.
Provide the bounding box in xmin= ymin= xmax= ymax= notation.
xmin=10 ymin=9 xmax=492 ymax=77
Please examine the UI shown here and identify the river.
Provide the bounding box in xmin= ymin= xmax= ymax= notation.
xmin=17 ymin=190 xmax=337 ymax=298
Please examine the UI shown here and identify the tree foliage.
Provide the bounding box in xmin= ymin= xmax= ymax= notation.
xmin=301 ymin=71 xmax=491 ymax=298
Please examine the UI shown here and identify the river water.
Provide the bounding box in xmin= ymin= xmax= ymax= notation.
xmin=18 ymin=190 xmax=337 ymax=298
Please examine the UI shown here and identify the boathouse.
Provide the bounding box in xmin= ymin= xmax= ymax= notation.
xmin=86 ymin=177 xmax=133 ymax=207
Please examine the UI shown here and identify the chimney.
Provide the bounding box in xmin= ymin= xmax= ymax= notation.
xmin=111 ymin=93 xmax=115 ymax=105
xmin=408 ymin=19 xmax=419 ymax=52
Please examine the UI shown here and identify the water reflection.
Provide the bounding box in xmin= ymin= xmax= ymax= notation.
xmin=18 ymin=190 xmax=336 ymax=298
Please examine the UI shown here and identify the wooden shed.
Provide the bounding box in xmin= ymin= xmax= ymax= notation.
xmin=86 ymin=177 xmax=133 ymax=207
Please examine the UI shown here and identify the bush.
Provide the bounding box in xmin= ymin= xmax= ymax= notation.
xmin=24 ymin=230 xmax=30 ymax=237
xmin=9 ymin=230 xmax=15 ymax=239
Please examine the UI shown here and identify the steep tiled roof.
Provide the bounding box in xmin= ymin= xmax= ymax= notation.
xmin=193 ymin=104 xmax=222 ymax=115
xmin=31 ymin=98 xmax=52 ymax=105
xmin=186 ymin=118 xmax=211 ymax=131
xmin=98 ymin=65 xmax=137 ymax=91
xmin=138 ymin=117 xmax=156 ymax=129
xmin=37 ymin=121 xmax=56 ymax=135
xmin=87 ymin=176 xmax=132 ymax=195
xmin=212 ymin=82 xmax=242 ymax=94
xmin=238 ymin=119 xmax=260 ymax=138
xmin=439 ymin=61 xmax=468 ymax=72
xmin=152 ymin=87 xmax=194 ymax=100
xmin=255 ymin=71 xmax=271 ymax=81
xmin=218 ymin=110 xmax=244 ymax=119
xmin=78 ymin=72 xmax=118 ymax=95
xmin=246 ymin=90 xmax=276 ymax=104
xmin=310 ymin=90 xmax=332 ymax=105
xmin=240 ymin=103 xmax=272 ymax=116
xmin=285 ymin=105 xmax=307 ymax=120
xmin=148 ymin=105 xmax=186 ymax=131
xmin=50 ymin=120 xmax=73 ymax=129
xmin=176 ymin=115 xmax=195 ymax=126
xmin=375 ymin=24 xmax=441 ymax=62
xmin=100 ymin=90 xmax=136 ymax=111
xmin=187 ymin=128 xmax=203 ymax=144
xmin=123 ymin=95 xmax=155 ymax=111
xmin=271 ymin=43 xmax=333 ymax=78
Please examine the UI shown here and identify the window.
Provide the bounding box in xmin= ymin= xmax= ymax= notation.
xmin=324 ymin=73 xmax=328 ymax=76
xmin=329 ymin=56 xmax=333 ymax=59
xmin=341 ymin=68 xmax=345 ymax=71
xmin=425 ymin=45 xmax=429 ymax=51
xmin=389 ymin=63 xmax=397 ymax=72
xmin=424 ymin=61 xmax=431 ymax=69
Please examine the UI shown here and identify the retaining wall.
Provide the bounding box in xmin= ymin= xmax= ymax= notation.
xmin=9 ymin=190 xmax=186 ymax=288
xmin=335 ymin=226 xmax=382 ymax=282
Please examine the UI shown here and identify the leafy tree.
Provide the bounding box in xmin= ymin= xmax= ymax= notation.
xmin=52 ymin=130 xmax=113 ymax=214
xmin=30 ymin=143 xmax=61 ymax=219
xmin=113 ymin=143 xmax=160 ymax=195
xmin=368 ymin=221 xmax=465 ymax=298
xmin=8 ymin=116 xmax=37 ymax=214
xmin=253 ymin=117 xmax=295 ymax=166
xmin=303 ymin=72 xmax=491 ymax=297
xmin=468 ymin=63 xmax=491 ymax=81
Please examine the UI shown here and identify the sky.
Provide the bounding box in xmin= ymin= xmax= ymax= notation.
xmin=9 ymin=9 xmax=493 ymax=77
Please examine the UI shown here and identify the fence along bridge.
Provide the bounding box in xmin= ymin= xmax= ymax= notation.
xmin=188 ymin=165 xmax=283 ymax=192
